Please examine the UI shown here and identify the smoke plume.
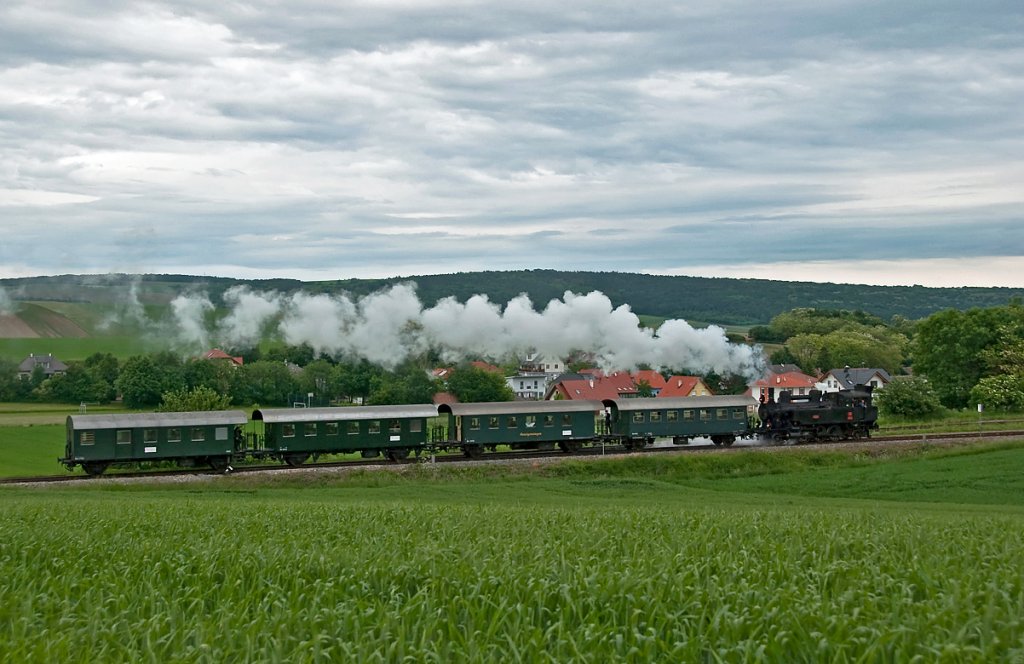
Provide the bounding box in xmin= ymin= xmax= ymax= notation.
xmin=163 ymin=282 xmax=764 ymax=378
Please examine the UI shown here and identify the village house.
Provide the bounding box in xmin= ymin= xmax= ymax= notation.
xmin=18 ymin=353 xmax=68 ymax=380
xmin=748 ymin=364 xmax=818 ymax=403
xmin=817 ymin=367 xmax=892 ymax=393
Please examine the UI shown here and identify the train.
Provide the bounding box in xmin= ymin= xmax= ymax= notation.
xmin=60 ymin=386 xmax=878 ymax=475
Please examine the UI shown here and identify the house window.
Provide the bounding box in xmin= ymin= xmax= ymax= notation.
xmin=144 ymin=429 xmax=157 ymax=444
xmin=168 ymin=428 xmax=181 ymax=443
xmin=305 ymin=423 xmax=317 ymax=437
xmin=326 ymin=422 xmax=339 ymax=436
xmin=191 ymin=427 xmax=206 ymax=442
xmin=80 ymin=431 xmax=95 ymax=445
xmin=116 ymin=430 xmax=132 ymax=445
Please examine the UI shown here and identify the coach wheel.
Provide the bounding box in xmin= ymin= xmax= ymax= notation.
xmin=284 ymin=453 xmax=309 ymax=467
xmin=385 ymin=448 xmax=410 ymax=462
xmin=672 ymin=436 xmax=688 ymax=445
xmin=559 ymin=440 xmax=581 ymax=453
xmin=81 ymin=462 xmax=109 ymax=476
xmin=360 ymin=450 xmax=380 ymax=458
xmin=537 ymin=442 xmax=556 ymax=452
xmin=208 ymin=456 xmax=231 ymax=473
xmin=463 ymin=445 xmax=484 ymax=460
xmin=711 ymin=436 xmax=723 ymax=447
xmin=720 ymin=435 xmax=736 ymax=447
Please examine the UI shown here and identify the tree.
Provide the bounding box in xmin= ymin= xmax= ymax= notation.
xmin=875 ymin=377 xmax=944 ymax=419
xmin=84 ymin=353 xmax=119 ymax=402
xmin=36 ymin=363 xmax=110 ymax=404
xmin=368 ymin=363 xmax=439 ymax=405
xmin=117 ymin=355 xmax=179 ymax=409
xmin=159 ymin=385 xmax=233 ymax=412
xmin=229 ymin=361 xmax=299 ymax=406
xmin=334 ymin=360 xmax=384 ymax=404
xmin=445 ymin=365 xmax=514 ymax=403
xmin=913 ymin=305 xmax=1024 ymax=408
xmin=969 ymin=375 xmax=1024 ymax=412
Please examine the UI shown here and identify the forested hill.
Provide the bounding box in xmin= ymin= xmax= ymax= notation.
xmin=3 ymin=270 xmax=1022 ymax=325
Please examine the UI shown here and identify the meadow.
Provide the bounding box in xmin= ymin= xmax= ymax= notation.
xmin=2 ymin=440 xmax=1024 ymax=662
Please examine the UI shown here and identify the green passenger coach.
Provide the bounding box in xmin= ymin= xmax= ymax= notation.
xmin=605 ymin=396 xmax=752 ymax=448
xmin=252 ymin=405 xmax=439 ymax=464
xmin=63 ymin=410 xmax=248 ymax=475
xmin=438 ymin=400 xmax=602 ymax=457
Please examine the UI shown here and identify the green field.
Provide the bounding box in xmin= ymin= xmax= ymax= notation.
xmin=3 ymin=441 xmax=1024 ymax=661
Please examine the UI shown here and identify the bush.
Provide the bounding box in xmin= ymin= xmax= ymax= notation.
xmin=969 ymin=374 xmax=1024 ymax=412
xmin=876 ymin=376 xmax=944 ymax=419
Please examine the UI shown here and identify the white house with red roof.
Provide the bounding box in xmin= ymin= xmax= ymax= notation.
xmin=748 ymin=364 xmax=818 ymax=402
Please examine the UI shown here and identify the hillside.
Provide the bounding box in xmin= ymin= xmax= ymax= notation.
xmin=1 ymin=271 xmax=1022 ymax=338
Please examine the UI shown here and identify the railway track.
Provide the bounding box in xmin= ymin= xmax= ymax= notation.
xmin=5 ymin=429 xmax=1024 ymax=486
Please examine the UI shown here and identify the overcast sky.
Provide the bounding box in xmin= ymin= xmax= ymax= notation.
xmin=1 ymin=1 xmax=1022 ymax=288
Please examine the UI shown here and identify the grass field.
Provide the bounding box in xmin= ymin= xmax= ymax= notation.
xmin=3 ymin=441 xmax=1024 ymax=661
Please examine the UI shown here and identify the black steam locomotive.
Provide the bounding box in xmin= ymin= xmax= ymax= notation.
xmin=756 ymin=385 xmax=878 ymax=443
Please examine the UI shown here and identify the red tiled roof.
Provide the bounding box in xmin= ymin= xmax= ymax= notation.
xmin=749 ymin=371 xmax=818 ymax=389
xmin=549 ymin=371 xmax=637 ymax=400
xmin=204 ymin=348 xmax=243 ymax=366
xmin=470 ymin=361 xmax=503 ymax=374
xmin=632 ymin=370 xmax=667 ymax=389
xmin=658 ymin=375 xmax=707 ymax=397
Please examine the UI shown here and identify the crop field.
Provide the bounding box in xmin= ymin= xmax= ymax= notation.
xmin=3 ymin=441 xmax=1024 ymax=662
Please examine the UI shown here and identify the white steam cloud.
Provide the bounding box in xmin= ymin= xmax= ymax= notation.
xmin=0 ymin=286 xmax=13 ymax=315
xmin=167 ymin=282 xmax=764 ymax=378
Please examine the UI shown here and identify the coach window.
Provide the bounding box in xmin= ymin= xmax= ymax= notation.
xmin=389 ymin=419 xmax=401 ymax=434
xmin=489 ymin=417 xmax=499 ymax=429
xmin=562 ymin=414 xmax=573 ymax=426
xmin=667 ymin=411 xmax=678 ymax=422
xmin=282 ymin=424 xmax=295 ymax=438
xmin=305 ymin=423 xmax=317 ymax=437
xmin=144 ymin=429 xmax=157 ymax=444
xmin=544 ymin=415 xmax=554 ymax=427
xmin=469 ymin=417 xmax=481 ymax=430
xmin=326 ymin=422 xmax=339 ymax=436
xmin=80 ymin=431 xmax=95 ymax=446
xmin=410 ymin=419 xmax=423 ymax=433
xmin=192 ymin=427 xmax=206 ymax=442
xmin=733 ymin=409 xmax=745 ymax=420
xmin=117 ymin=430 xmax=132 ymax=445
xmin=525 ymin=415 xmax=536 ymax=428
xmin=700 ymin=409 xmax=710 ymax=421
xmin=684 ymin=410 xmax=694 ymax=421
xmin=650 ymin=411 xmax=662 ymax=423
xmin=507 ymin=416 xmax=518 ymax=428
xmin=717 ymin=409 xmax=728 ymax=420
xmin=167 ymin=428 xmax=181 ymax=443
xmin=347 ymin=422 xmax=360 ymax=435
xmin=368 ymin=421 xmax=381 ymax=435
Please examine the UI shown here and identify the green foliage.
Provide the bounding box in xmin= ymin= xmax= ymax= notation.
xmin=784 ymin=325 xmax=907 ymax=374
xmin=5 ymin=442 xmax=1024 ymax=660
xmin=35 ymin=363 xmax=110 ymax=404
xmin=116 ymin=355 xmax=182 ymax=409
xmin=445 ymin=365 xmax=514 ymax=402
xmin=875 ymin=376 xmax=944 ymax=419
xmin=368 ymin=362 xmax=439 ymax=405
xmin=913 ymin=305 xmax=1024 ymax=408
xmin=159 ymin=385 xmax=232 ymax=412
xmin=229 ymin=361 xmax=299 ymax=406
xmin=769 ymin=308 xmax=887 ymax=338
xmin=83 ymin=353 xmax=119 ymax=402
xmin=970 ymin=374 xmax=1024 ymax=412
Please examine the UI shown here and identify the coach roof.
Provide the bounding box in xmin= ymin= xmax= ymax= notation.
xmin=253 ymin=405 xmax=439 ymax=423
xmin=67 ymin=410 xmax=249 ymax=430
